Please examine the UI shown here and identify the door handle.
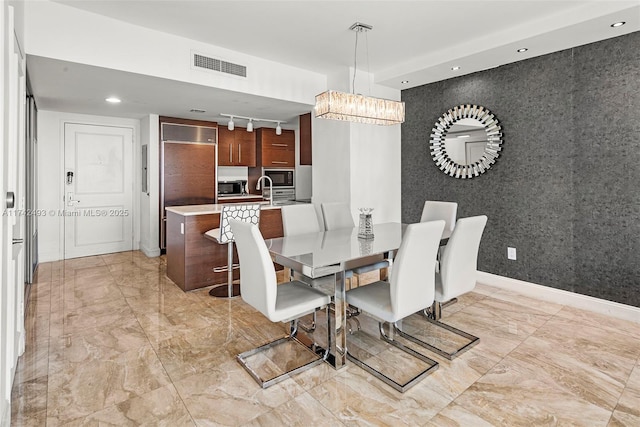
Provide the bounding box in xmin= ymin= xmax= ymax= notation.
xmin=5 ymin=191 xmax=15 ymax=208
xmin=230 ymin=144 xmax=233 ymax=163
xmin=238 ymin=144 xmax=241 ymax=162
xmin=67 ymin=192 xmax=80 ymax=206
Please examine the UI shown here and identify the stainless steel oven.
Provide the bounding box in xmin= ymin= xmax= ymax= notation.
xmin=262 ymin=168 xmax=294 ymax=188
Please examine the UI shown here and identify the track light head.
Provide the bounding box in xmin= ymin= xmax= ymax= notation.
xmin=246 ymin=119 xmax=253 ymax=132
xmin=276 ymin=122 xmax=282 ymax=135
xmin=227 ymin=116 xmax=234 ymax=131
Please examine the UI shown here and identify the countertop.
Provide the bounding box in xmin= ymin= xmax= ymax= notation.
xmin=165 ymin=202 xmax=280 ymax=216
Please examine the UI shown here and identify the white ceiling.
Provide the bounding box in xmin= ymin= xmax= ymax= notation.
xmin=27 ymin=0 xmax=640 ymax=124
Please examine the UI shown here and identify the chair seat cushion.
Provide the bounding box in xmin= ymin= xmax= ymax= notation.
xmin=273 ymin=281 xmax=331 ymax=323
xmin=346 ymin=280 xmax=397 ymax=324
xmin=204 ymin=228 xmax=222 ymax=243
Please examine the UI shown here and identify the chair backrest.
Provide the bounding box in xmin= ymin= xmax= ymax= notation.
xmin=321 ymin=202 xmax=355 ymax=230
xmin=389 ymin=220 xmax=445 ymax=320
xmin=281 ymin=204 xmax=322 ymax=236
xmin=420 ymin=201 xmax=458 ymax=238
xmin=218 ymin=204 xmax=261 ymax=243
xmin=439 ymin=215 xmax=488 ymax=301
xmin=229 ymin=220 xmax=277 ymax=320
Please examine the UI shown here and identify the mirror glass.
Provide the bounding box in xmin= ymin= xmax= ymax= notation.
xmin=429 ymin=104 xmax=503 ymax=179
xmin=443 ymin=118 xmax=488 ymax=165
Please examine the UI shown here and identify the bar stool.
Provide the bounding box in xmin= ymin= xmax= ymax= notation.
xmin=204 ymin=203 xmax=261 ymax=298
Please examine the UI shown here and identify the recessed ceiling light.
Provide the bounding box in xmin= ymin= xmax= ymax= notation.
xmin=451 ymin=66 xmax=460 ymax=71
xmin=457 ymin=135 xmax=470 ymax=139
xmin=517 ymin=48 xmax=528 ymax=53
xmin=611 ymin=21 xmax=625 ymax=27
xmin=401 ymin=80 xmax=409 ymax=84
xmin=190 ymin=108 xmax=206 ymax=113
xmin=105 ymin=97 xmax=121 ymax=103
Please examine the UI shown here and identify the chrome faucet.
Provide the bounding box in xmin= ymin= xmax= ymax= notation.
xmin=256 ymin=175 xmax=273 ymax=205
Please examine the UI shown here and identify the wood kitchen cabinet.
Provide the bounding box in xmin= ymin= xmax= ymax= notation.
xmin=299 ymin=112 xmax=312 ymax=165
xmin=257 ymin=128 xmax=295 ymax=167
xmin=217 ymin=125 xmax=256 ymax=167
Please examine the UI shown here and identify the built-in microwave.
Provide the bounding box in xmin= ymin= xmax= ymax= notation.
xmin=218 ymin=180 xmax=246 ymax=195
xmin=262 ymin=168 xmax=295 ymax=188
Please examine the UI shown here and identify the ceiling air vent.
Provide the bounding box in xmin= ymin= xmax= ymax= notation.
xmin=193 ymin=53 xmax=247 ymax=78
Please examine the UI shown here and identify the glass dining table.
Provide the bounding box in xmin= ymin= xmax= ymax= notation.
xmin=265 ymin=222 xmax=406 ymax=370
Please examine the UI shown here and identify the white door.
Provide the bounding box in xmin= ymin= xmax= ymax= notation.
xmin=1 ymin=4 xmax=26 ymax=421
xmin=64 ymin=123 xmax=134 ymax=259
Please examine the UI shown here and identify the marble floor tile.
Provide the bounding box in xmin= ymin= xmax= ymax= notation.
xmin=60 ymin=384 xmax=194 ymax=426
xmin=154 ymin=324 xmax=254 ymax=382
xmin=46 ymin=345 xmax=171 ymax=425
xmin=11 ymin=252 xmax=640 ymax=426
xmin=555 ymin=305 xmax=640 ymax=340
xmin=425 ymin=401 xmax=497 ymax=427
xmin=11 ymin=375 xmax=48 ymax=424
xmin=244 ymin=392 xmax=344 ymax=426
xmin=49 ymin=297 xmax=139 ymax=338
xmin=491 ymin=288 xmax=565 ymax=315
xmin=452 ymin=355 xmax=614 ymax=426
xmin=308 ymin=365 xmax=451 ymax=426
xmin=609 ymin=364 xmax=640 ymax=426
xmin=47 ymin=318 xmax=150 ymax=375
xmin=173 ymin=359 xmax=306 ymax=426
xmin=13 ymin=337 xmax=50 ymax=385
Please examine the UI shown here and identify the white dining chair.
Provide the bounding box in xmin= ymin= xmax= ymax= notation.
xmin=204 ymin=203 xmax=261 ymax=298
xmin=320 ymin=202 xmax=391 ymax=288
xmin=230 ymin=219 xmax=332 ymax=388
xmin=401 ymin=215 xmax=487 ymax=360
xmin=281 ymin=203 xmax=323 ymax=236
xmin=345 ymin=220 xmax=445 ymax=392
xmin=420 ymin=200 xmax=458 ymax=239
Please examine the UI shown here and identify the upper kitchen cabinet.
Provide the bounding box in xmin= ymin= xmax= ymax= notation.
xmin=217 ymin=125 xmax=256 ymax=167
xmin=257 ymin=128 xmax=295 ymax=167
xmin=299 ymin=113 xmax=312 ymax=165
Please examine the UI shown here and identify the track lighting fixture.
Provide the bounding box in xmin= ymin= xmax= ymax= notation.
xmin=220 ymin=114 xmax=286 ymax=134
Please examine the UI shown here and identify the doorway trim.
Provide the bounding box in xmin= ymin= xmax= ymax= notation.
xmin=37 ymin=111 xmax=140 ymax=262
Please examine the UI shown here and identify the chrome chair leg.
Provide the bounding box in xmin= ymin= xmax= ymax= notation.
xmin=345 ymin=321 xmax=439 ymax=393
xmin=237 ymin=307 xmax=330 ymax=389
xmin=396 ymin=314 xmax=479 ymax=360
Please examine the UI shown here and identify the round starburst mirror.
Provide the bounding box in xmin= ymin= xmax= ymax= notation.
xmin=429 ymin=105 xmax=503 ymax=178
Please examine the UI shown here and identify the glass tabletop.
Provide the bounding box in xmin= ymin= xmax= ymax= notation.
xmin=266 ymin=222 xmax=406 ymax=275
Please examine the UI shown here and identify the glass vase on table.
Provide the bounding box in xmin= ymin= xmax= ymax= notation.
xmin=358 ymin=208 xmax=374 ymax=240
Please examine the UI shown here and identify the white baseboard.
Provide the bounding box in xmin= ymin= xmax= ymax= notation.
xmin=140 ymin=244 xmax=161 ymax=258
xmin=477 ymin=271 xmax=640 ymax=324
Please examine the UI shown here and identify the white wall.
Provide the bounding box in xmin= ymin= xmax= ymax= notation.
xmin=24 ymin=0 xmax=326 ymax=106
xmin=37 ymin=111 xmax=141 ymax=262
xmin=139 ymin=114 xmax=160 ymax=257
xmin=311 ymin=69 xmax=402 ymax=225
xmin=349 ymin=72 xmax=402 ymax=224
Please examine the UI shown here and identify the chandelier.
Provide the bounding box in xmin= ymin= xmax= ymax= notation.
xmin=314 ymin=22 xmax=405 ymax=126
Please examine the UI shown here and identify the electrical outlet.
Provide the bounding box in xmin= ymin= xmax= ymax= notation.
xmin=507 ymin=247 xmax=517 ymax=260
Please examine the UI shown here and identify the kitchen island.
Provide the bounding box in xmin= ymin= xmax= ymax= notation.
xmin=165 ymin=202 xmax=283 ymax=291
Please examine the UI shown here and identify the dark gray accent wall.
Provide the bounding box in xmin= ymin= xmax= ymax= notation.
xmin=401 ymin=31 xmax=640 ymax=308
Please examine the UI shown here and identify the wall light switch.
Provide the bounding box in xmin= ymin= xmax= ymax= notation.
xmin=180 ymin=223 xmax=184 ymax=235
xmin=507 ymin=247 xmax=517 ymax=260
